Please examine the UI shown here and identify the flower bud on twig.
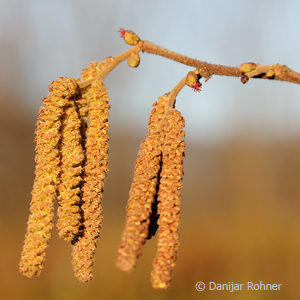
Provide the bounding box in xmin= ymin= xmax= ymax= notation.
xmin=127 ymin=53 xmax=140 ymax=68
xmin=118 ymin=28 xmax=140 ymax=46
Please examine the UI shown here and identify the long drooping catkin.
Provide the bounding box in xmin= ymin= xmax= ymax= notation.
xmin=116 ymin=94 xmax=169 ymax=272
xmin=19 ymin=77 xmax=77 ymax=278
xmin=72 ymin=78 xmax=110 ymax=282
xmin=151 ymin=108 xmax=185 ymax=289
xmin=56 ymin=98 xmax=85 ymax=241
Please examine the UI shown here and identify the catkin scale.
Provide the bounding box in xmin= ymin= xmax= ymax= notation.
xmin=151 ymin=108 xmax=185 ymax=289
xmin=72 ymin=78 xmax=110 ymax=282
xmin=19 ymin=77 xmax=77 ymax=277
xmin=116 ymin=94 xmax=169 ymax=272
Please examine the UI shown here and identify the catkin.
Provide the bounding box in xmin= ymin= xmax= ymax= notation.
xmin=81 ymin=61 xmax=104 ymax=81
xmin=19 ymin=77 xmax=77 ymax=277
xmin=116 ymin=94 xmax=169 ymax=272
xmin=72 ymin=78 xmax=110 ymax=282
xmin=56 ymin=98 xmax=85 ymax=241
xmin=151 ymin=108 xmax=185 ymax=289
xmin=77 ymin=61 xmax=108 ymax=133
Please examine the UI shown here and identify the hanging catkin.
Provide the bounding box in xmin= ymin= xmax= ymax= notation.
xmin=77 ymin=61 xmax=109 ymax=134
xmin=56 ymin=63 xmax=102 ymax=242
xmin=151 ymin=108 xmax=185 ymax=289
xmin=56 ymin=97 xmax=85 ymax=241
xmin=77 ymin=61 xmax=103 ymax=133
xmin=19 ymin=77 xmax=78 ymax=277
xmin=116 ymin=94 xmax=169 ymax=272
xmin=72 ymin=78 xmax=110 ymax=282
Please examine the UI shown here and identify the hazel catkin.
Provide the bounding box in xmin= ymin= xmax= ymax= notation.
xmin=78 ymin=61 xmax=110 ymax=134
xmin=151 ymin=108 xmax=185 ymax=289
xmin=19 ymin=77 xmax=78 ymax=277
xmin=116 ymin=94 xmax=169 ymax=272
xmin=72 ymin=78 xmax=110 ymax=282
xmin=56 ymin=98 xmax=85 ymax=241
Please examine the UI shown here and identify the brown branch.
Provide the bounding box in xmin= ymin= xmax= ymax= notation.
xmin=141 ymin=40 xmax=241 ymax=78
xmin=78 ymin=31 xmax=300 ymax=88
xmin=140 ymin=40 xmax=300 ymax=84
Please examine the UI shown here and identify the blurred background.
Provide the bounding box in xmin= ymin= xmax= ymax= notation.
xmin=1 ymin=0 xmax=300 ymax=299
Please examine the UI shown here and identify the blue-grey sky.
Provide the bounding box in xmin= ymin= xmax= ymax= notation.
xmin=1 ymin=0 xmax=300 ymax=144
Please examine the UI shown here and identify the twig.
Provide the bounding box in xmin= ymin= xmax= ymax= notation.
xmin=78 ymin=31 xmax=300 ymax=88
xmin=78 ymin=44 xmax=141 ymax=89
xmin=152 ymin=74 xmax=187 ymax=134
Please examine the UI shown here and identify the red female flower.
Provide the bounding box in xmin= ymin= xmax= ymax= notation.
xmin=192 ymin=82 xmax=202 ymax=92
xmin=118 ymin=28 xmax=126 ymax=38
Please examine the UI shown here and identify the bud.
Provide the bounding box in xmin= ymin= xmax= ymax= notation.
xmin=240 ymin=62 xmax=256 ymax=74
xmin=186 ymin=72 xmax=202 ymax=92
xmin=266 ymin=69 xmax=275 ymax=78
xmin=185 ymin=71 xmax=198 ymax=87
xmin=124 ymin=30 xmax=140 ymax=46
xmin=241 ymin=74 xmax=249 ymax=84
xmin=127 ymin=53 xmax=140 ymax=68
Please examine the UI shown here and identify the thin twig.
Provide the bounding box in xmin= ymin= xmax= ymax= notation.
xmin=78 ymin=34 xmax=300 ymax=88
xmin=152 ymin=74 xmax=187 ymax=134
xmin=141 ymin=41 xmax=240 ymax=78
xmin=78 ymin=44 xmax=141 ymax=89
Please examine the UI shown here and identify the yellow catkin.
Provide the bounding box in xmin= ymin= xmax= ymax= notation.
xmin=81 ymin=61 xmax=104 ymax=81
xmin=151 ymin=108 xmax=185 ymax=289
xmin=72 ymin=78 xmax=110 ymax=282
xmin=116 ymin=94 xmax=169 ymax=272
xmin=56 ymin=98 xmax=85 ymax=241
xmin=77 ymin=61 xmax=107 ymax=133
xmin=19 ymin=77 xmax=78 ymax=277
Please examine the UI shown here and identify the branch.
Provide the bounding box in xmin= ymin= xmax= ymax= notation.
xmin=141 ymin=40 xmax=300 ymax=84
xmin=140 ymin=40 xmax=240 ymax=79
xmin=78 ymin=29 xmax=300 ymax=89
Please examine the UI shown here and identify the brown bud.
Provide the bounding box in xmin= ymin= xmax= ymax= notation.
xmin=127 ymin=53 xmax=140 ymax=68
xmin=241 ymin=74 xmax=249 ymax=84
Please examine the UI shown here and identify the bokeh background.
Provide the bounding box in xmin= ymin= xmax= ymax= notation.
xmin=1 ymin=0 xmax=300 ymax=299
